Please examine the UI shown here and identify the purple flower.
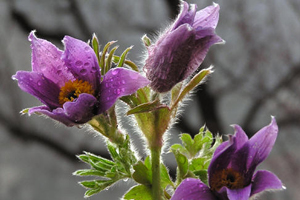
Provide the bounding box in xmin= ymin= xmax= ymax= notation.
xmin=12 ymin=31 xmax=149 ymax=126
xmin=144 ymin=1 xmax=223 ymax=93
xmin=171 ymin=117 xmax=284 ymax=200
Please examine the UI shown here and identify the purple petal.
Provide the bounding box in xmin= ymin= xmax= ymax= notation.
xmin=63 ymin=93 xmax=98 ymax=124
xmin=251 ymin=170 xmax=283 ymax=196
xmin=62 ymin=36 xmax=101 ymax=92
xmin=193 ymin=3 xmax=220 ymax=29
xmin=246 ymin=117 xmax=278 ymax=169
xmin=232 ymin=125 xmax=249 ymax=150
xmin=182 ymin=33 xmax=223 ymax=80
xmin=29 ymin=31 xmax=74 ymax=87
xmin=98 ymin=68 xmax=150 ymax=113
xmin=226 ymin=184 xmax=252 ymax=200
xmin=208 ymin=137 xmax=237 ymax=186
xmin=29 ymin=93 xmax=98 ymax=126
xmin=171 ymin=178 xmax=216 ymax=200
xmin=28 ymin=106 xmax=75 ymax=126
xmin=12 ymin=71 xmax=60 ymax=109
xmin=144 ymin=24 xmax=196 ymax=92
xmin=171 ymin=2 xmax=197 ymax=31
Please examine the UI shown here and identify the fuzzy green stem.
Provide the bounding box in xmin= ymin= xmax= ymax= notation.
xmin=151 ymin=146 xmax=162 ymax=200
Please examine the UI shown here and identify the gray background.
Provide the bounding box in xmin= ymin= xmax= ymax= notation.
xmin=1 ymin=0 xmax=300 ymax=199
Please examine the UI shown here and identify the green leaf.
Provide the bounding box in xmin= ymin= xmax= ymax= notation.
xmin=181 ymin=134 xmax=194 ymax=154
xmin=193 ymin=170 xmax=208 ymax=185
xmin=160 ymin=164 xmax=174 ymax=189
xmin=73 ymin=169 xmax=106 ymax=177
xmin=170 ymin=144 xmax=189 ymax=156
xmin=107 ymin=142 xmax=119 ymax=162
xmin=123 ymin=185 xmax=152 ymax=200
xmin=171 ymin=67 xmax=213 ymax=110
xmin=117 ymin=46 xmax=133 ymax=67
xmin=127 ymin=100 xmax=161 ymax=115
xmin=92 ymin=34 xmax=100 ymax=64
xmin=172 ymin=150 xmax=188 ymax=179
xmin=100 ymin=41 xmax=117 ymax=75
xmin=83 ymin=180 xmax=115 ymax=198
xmin=189 ymin=157 xmax=206 ymax=172
xmin=105 ymin=46 xmax=118 ymax=74
xmin=132 ymin=161 xmax=152 ymax=185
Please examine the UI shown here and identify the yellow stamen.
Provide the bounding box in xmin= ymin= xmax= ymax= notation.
xmin=210 ymin=168 xmax=244 ymax=191
xmin=58 ymin=79 xmax=94 ymax=105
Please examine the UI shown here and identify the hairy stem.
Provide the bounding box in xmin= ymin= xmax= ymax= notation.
xmin=151 ymin=146 xmax=162 ymax=200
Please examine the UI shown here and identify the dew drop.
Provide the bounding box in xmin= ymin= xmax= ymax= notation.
xmin=37 ymin=80 xmax=42 ymax=86
xmin=56 ymin=70 xmax=62 ymax=75
xmin=29 ymin=77 xmax=33 ymax=81
xmin=40 ymin=62 xmax=47 ymax=71
xmin=73 ymin=113 xmax=82 ymax=122
xmin=129 ymin=73 xmax=139 ymax=80
xmin=121 ymin=88 xmax=125 ymax=92
xmin=106 ymin=97 xmax=110 ymax=101
xmin=84 ymin=46 xmax=90 ymax=51
xmin=110 ymin=78 xmax=114 ymax=82
xmin=75 ymin=60 xmax=83 ymax=67
xmin=112 ymin=69 xmax=119 ymax=75
xmin=80 ymin=69 xmax=87 ymax=75
xmin=121 ymin=80 xmax=126 ymax=85
xmin=123 ymin=178 xmax=128 ymax=182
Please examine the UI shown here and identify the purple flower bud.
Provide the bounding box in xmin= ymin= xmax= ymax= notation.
xmin=144 ymin=2 xmax=224 ymax=92
xmin=12 ymin=31 xmax=149 ymax=126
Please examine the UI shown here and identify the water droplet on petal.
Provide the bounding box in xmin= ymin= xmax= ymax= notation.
xmin=57 ymin=70 xmax=62 ymax=75
xmin=80 ymin=69 xmax=87 ymax=75
xmin=123 ymin=178 xmax=128 ymax=182
xmin=84 ymin=46 xmax=90 ymax=51
xmin=91 ymin=66 xmax=97 ymax=72
xmin=112 ymin=69 xmax=119 ymax=75
xmin=106 ymin=97 xmax=110 ymax=101
xmin=37 ymin=80 xmax=42 ymax=86
xmin=121 ymin=88 xmax=125 ymax=92
xmin=129 ymin=73 xmax=139 ymax=80
xmin=40 ymin=62 xmax=47 ymax=71
xmin=75 ymin=60 xmax=83 ymax=67
xmin=29 ymin=77 xmax=33 ymax=81
xmin=121 ymin=80 xmax=126 ymax=85
xmin=110 ymin=78 xmax=114 ymax=82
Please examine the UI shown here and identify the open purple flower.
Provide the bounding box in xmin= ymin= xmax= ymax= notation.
xmin=144 ymin=1 xmax=224 ymax=93
xmin=12 ymin=31 xmax=149 ymax=126
xmin=171 ymin=117 xmax=284 ymax=200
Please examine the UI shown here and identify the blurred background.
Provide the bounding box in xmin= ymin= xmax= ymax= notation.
xmin=1 ymin=0 xmax=300 ymax=199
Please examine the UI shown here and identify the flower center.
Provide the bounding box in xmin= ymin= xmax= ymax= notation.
xmin=210 ymin=168 xmax=244 ymax=191
xmin=58 ymin=79 xmax=95 ymax=105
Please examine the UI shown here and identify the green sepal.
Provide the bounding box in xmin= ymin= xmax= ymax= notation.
xmin=126 ymin=99 xmax=162 ymax=115
xmin=171 ymin=67 xmax=213 ymax=110
xmin=123 ymin=185 xmax=152 ymax=200
xmin=142 ymin=34 xmax=152 ymax=47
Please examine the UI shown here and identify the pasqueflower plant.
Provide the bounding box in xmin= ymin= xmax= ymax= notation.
xmin=12 ymin=1 xmax=284 ymax=200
